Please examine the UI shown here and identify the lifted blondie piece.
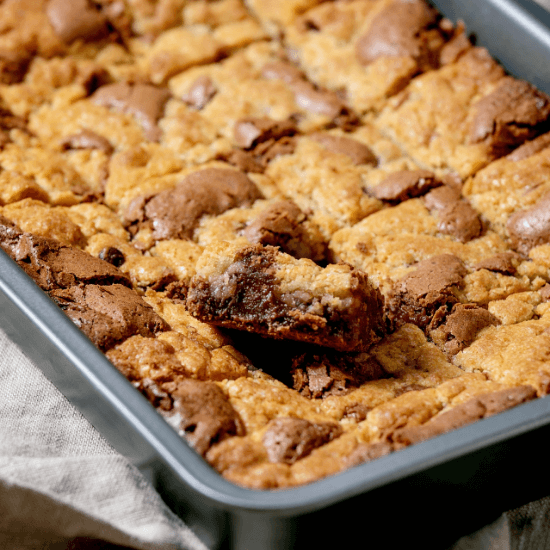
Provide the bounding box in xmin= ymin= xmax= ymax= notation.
xmin=187 ymin=241 xmax=386 ymax=352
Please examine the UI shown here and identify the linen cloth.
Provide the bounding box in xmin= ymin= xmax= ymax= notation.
xmin=0 ymin=325 xmax=207 ymax=550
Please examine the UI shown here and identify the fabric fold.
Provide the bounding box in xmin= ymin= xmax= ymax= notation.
xmin=0 ymin=326 xmax=206 ymax=550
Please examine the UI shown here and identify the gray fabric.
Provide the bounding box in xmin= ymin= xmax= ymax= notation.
xmin=450 ymin=497 xmax=550 ymax=550
xmin=507 ymin=497 xmax=550 ymax=550
xmin=0 ymin=326 xmax=207 ymax=550
xmin=449 ymin=515 xmax=511 ymax=550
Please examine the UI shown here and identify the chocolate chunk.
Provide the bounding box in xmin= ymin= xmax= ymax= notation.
xmin=0 ymin=216 xmax=131 ymax=291
xmin=0 ymin=48 xmax=34 ymax=85
xmin=342 ymin=403 xmax=373 ymax=422
xmin=391 ymin=385 xmax=537 ymax=448
xmin=181 ymin=76 xmax=217 ymax=110
xmin=371 ymin=170 xmax=441 ymax=203
xmin=234 ymin=118 xmax=297 ymax=149
xmin=261 ymin=61 xmax=357 ymax=128
xmin=46 ymin=0 xmax=109 ymax=44
xmin=261 ymin=61 xmax=305 ymax=84
xmin=242 ymin=200 xmax=304 ymax=245
xmin=424 ymin=186 xmax=482 ymax=243
xmin=427 ymin=303 xmax=499 ymax=356
xmin=291 ymin=350 xmax=385 ymax=399
xmin=255 ymin=136 xmax=298 ymax=166
xmin=0 ymin=215 xmax=23 ymax=244
xmin=507 ymin=192 xmax=550 ymax=255
xmin=292 ymin=80 xmax=353 ymax=121
xmin=163 ymin=280 xmax=188 ymax=303
xmin=469 ymin=77 xmax=550 ymax=158
xmin=98 ymin=246 xmax=125 ymax=267
xmin=60 ymin=130 xmax=114 ymax=154
xmin=262 ymin=417 xmax=342 ymax=464
xmin=219 ymin=149 xmax=265 ymax=174
xmin=404 ymin=255 xmax=466 ymax=294
xmin=24 ymin=240 xmax=130 ymax=290
xmin=241 ymin=200 xmax=325 ymax=260
xmin=387 ymin=254 xmax=466 ymax=329
xmin=437 ymin=199 xmax=483 ymax=243
xmin=92 ymin=83 xmax=170 ymax=141
xmin=423 ymin=185 xmax=461 ymax=211
xmin=50 ymin=284 xmax=169 ymax=351
xmin=147 ymin=271 xmax=178 ymax=292
xmin=507 ymin=132 xmax=550 ymax=162
xmin=161 ymin=379 xmax=244 ymax=456
xmin=344 ymin=441 xmax=394 ymax=468
xmin=78 ymin=65 xmax=111 ymax=96
xmin=355 ymin=0 xmax=442 ymax=69
xmin=125 ymin=168 xmax=262 ymax=241
xmin=309 ymin=133 xmax=378 ymax=166
xmin=134 ymin=378 xmax=173 ymax=411
xmin=441 ymin=172 xmax=464 ymax=191
xmin=220 ymin=135 xmax=298 ymax=174
xmin=541 ymin=284 xmax=550 ymax=302
xmin=474 ymin=252 xmax=520 ymax=275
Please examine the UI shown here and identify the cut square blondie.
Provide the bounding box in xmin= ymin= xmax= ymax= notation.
xmin=187 ymin=241 xmax=386 ymax=352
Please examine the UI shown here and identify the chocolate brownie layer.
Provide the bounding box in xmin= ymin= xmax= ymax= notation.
xmin=0 ymin=214 xmax=130 ymax=291
xmin=386 ymin=254 xmax=467 ymax=329
xmin=161 ymin=379 xmax=245 ymax=456
xmin=50 ymin=283 xmax=168 ymax=351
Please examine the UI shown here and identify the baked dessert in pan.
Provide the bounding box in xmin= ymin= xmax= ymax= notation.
xmin=1 ymin=0 xmax=550 ymax=490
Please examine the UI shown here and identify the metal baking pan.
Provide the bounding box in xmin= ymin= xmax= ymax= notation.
xmin=3 ymin=1 xmax=550 ymax=548
xmin=434 ymin=0 xmax=550 ymax=95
